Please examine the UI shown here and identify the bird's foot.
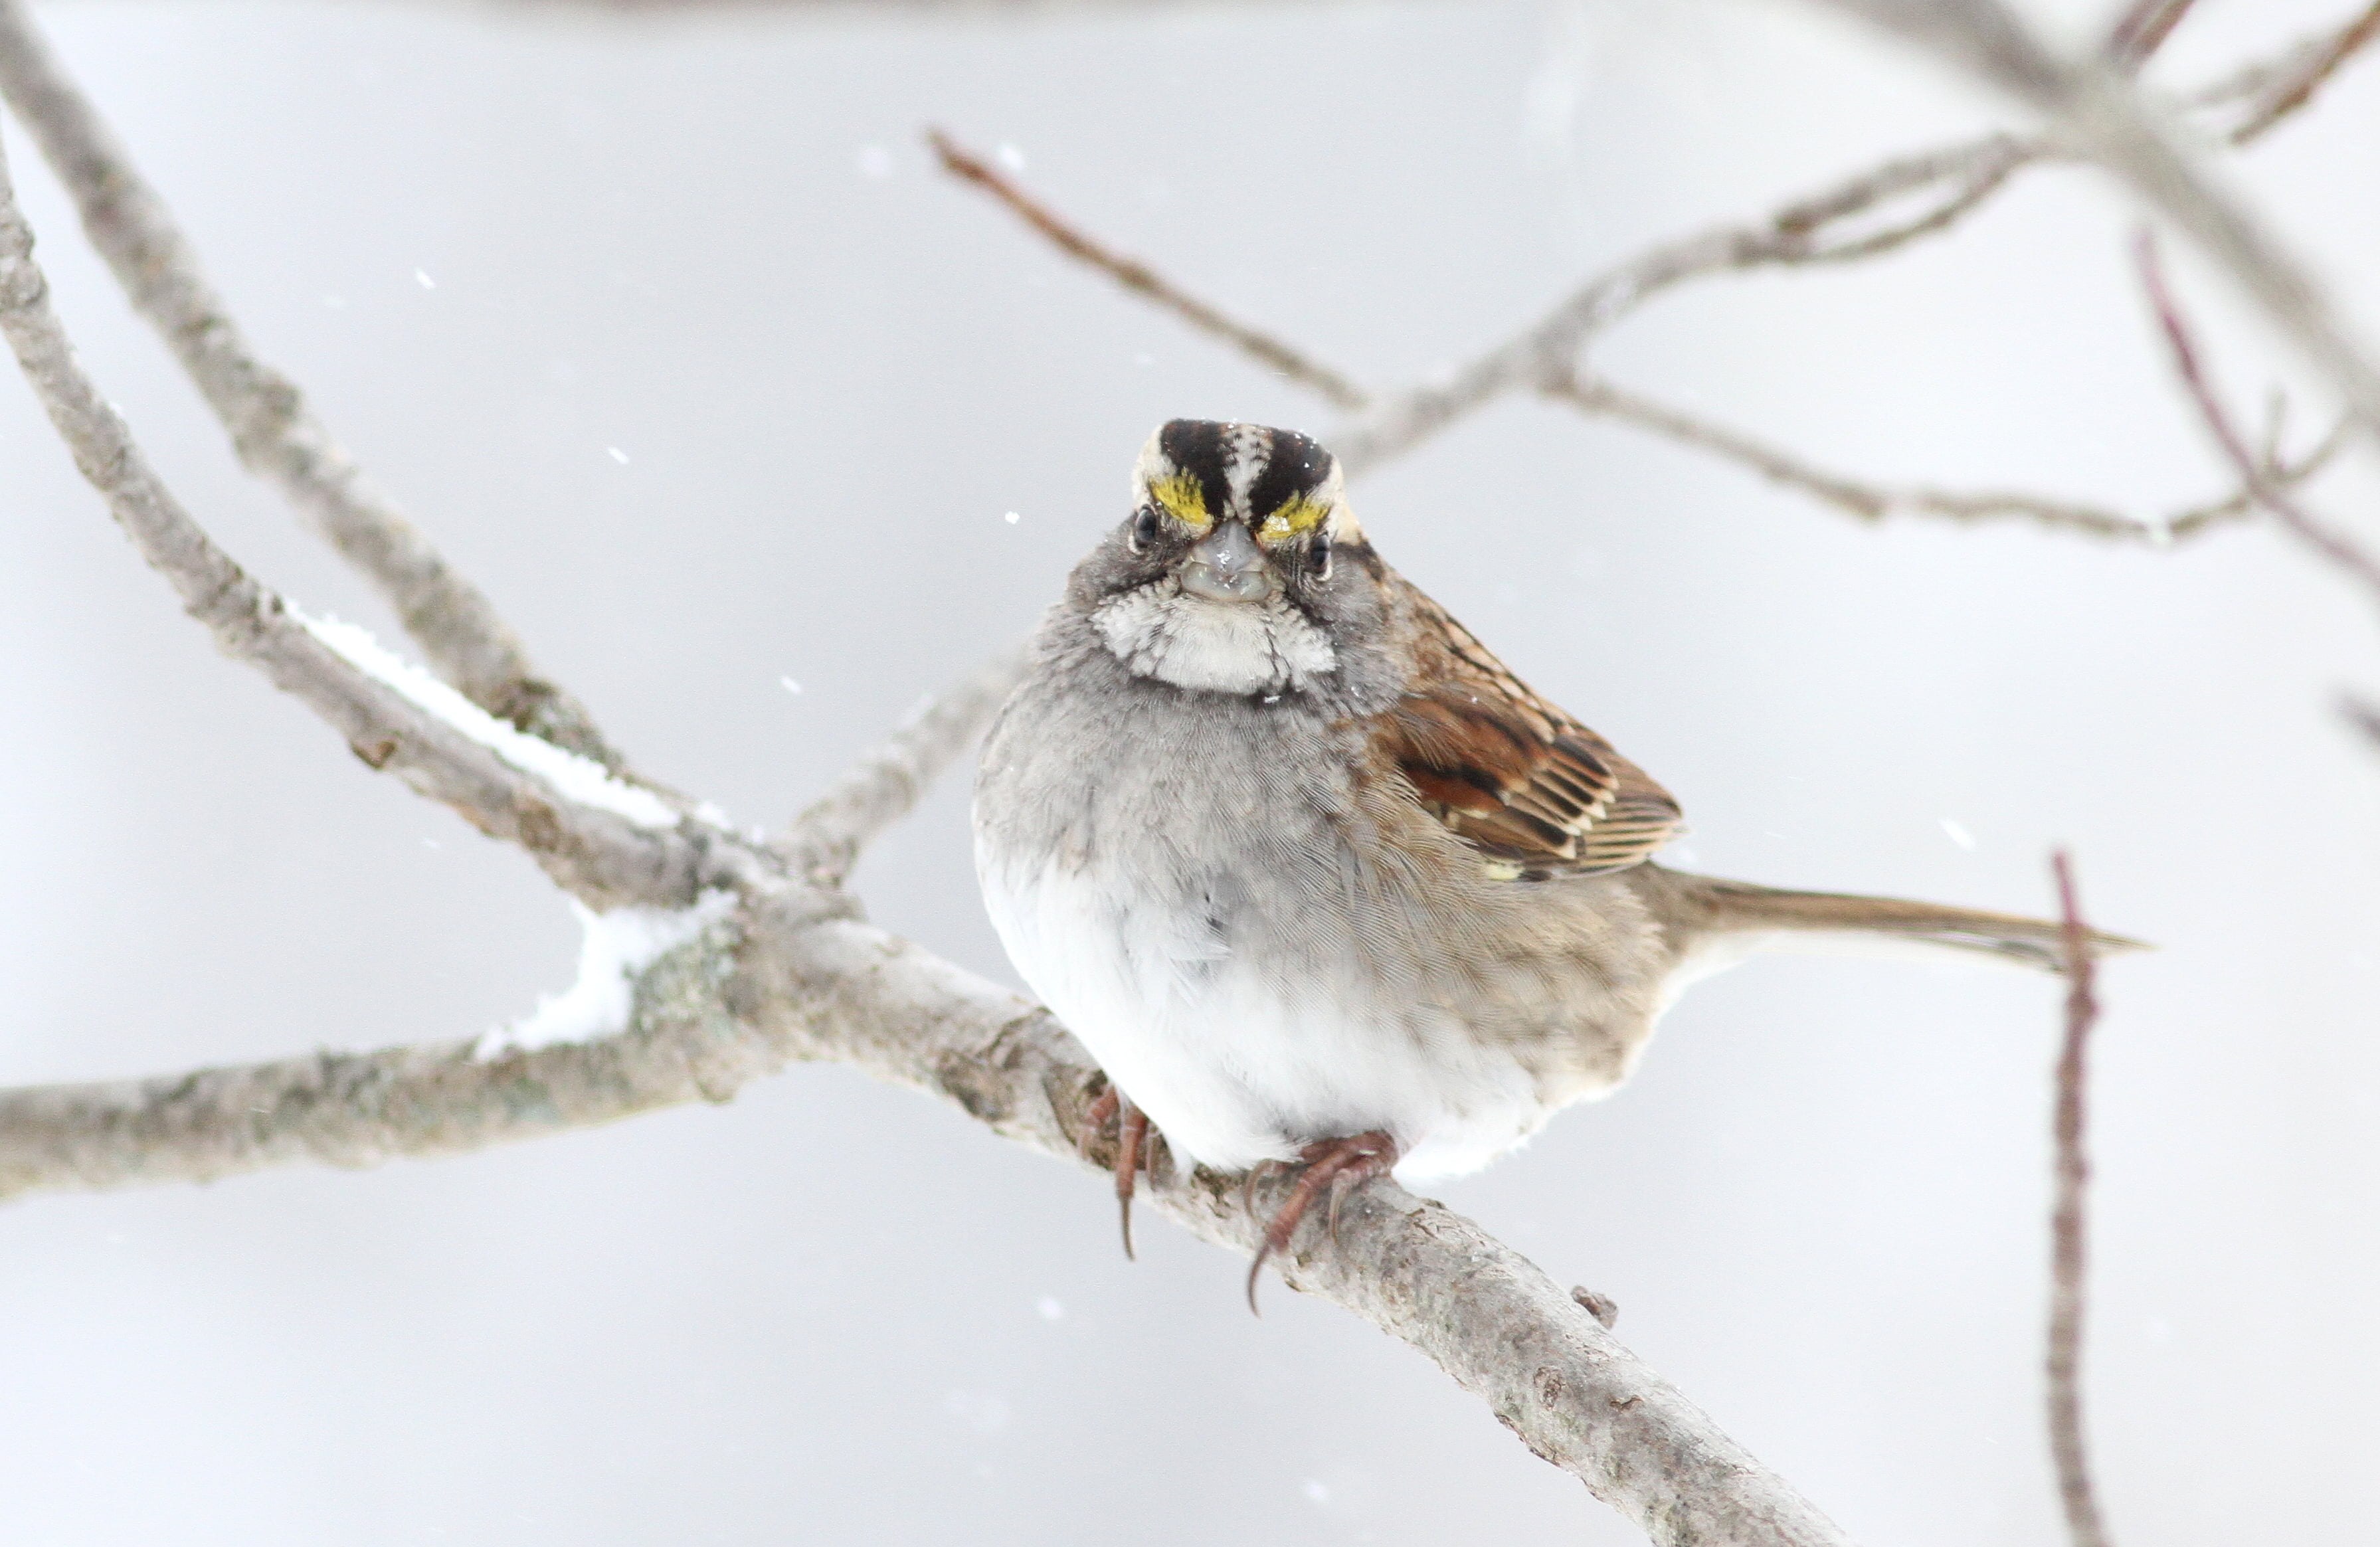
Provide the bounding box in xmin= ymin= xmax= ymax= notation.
xmin=1243 ymin=1131 xmax=1398 ymax=1314
xmin=1079 ymin=1084 xmax=1164 ymax=1260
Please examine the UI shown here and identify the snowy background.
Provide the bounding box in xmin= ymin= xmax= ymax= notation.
xmin=3 ymin=1 xmax=2377 ymax=1542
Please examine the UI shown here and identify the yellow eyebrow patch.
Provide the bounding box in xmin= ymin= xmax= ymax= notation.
xmin=1148 ymin=472 xmax=1214 ymax=534
xmin=1255 ymin=495 xmax=1330 ymax=545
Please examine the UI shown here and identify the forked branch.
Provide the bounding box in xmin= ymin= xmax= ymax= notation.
xmin=1807 ymin=0 xmax=2380 ymax=440
xmin=932 ymin=0 xmax=2373 ymax=545
xmin=2136 ymin=234 xmax=2380 ymax=608
xmin=0 ymin=0 xmax=633 ymax=769
xmin=0 ymin=132 xmax=697 ymax=909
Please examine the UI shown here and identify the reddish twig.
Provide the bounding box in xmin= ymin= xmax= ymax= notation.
xmin=2048 ymin=852 xmax=2113 ymax=1547
xmin=2231 ymin=1 xmax=2380 ymax=143
xmin=2106 ymin=0 xmax=2198 ymax=72
xmin=927 ymin=129 xmax=1370 ymax=410
xmin=2135 ymin=232 xmax=2380 ymax=608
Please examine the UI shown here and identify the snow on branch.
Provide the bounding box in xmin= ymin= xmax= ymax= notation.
xmin=0 ymin=893 xmax=1855 ymax=1547
xmin=0 ymin=0 xmax=632 ymax=770
xmin=0 ymin=130 xmax=700 ymax=911
xmin=477 ymin=890 xmax=738 ymax=1057
xmin=301 ymin=614 xmax=682 ymax=831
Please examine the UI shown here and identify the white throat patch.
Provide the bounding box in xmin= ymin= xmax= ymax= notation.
xmin=1093 ymin=580 xmax=1336 ymax=695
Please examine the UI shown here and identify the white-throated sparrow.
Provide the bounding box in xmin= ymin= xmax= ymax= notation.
xmin=972 ymin=419 xmax=2135 ymax=1303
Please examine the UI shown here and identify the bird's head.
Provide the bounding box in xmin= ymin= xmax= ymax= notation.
xmin=1075 ymin=419 xmax=1380 ymax=699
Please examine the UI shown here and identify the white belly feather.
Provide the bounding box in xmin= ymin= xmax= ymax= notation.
xmin=975 ymin=846 xmax=1556 ymax=1184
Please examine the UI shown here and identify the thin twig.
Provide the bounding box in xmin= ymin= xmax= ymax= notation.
xmin=0 ymin=0 xmax=633 ymax=770
xmin=927 ymin=129 xmax=1370 ymax=410
xmin=778 ymin=646 xmax=1029 ymax=883
xmin=2136 ymin=232 xmax=2380 ymax=607
xmin=0 ymin=130 xmax=698 ymax=910
xmin=2048 ymin=852 xmax=2113 ymax=1547
xmin=1550 ymin=371 xmax=2351 ymax=542
xmin=2104 ymin=0 xmax=2197 ymax=72
xmin=2229 ymin=1 xmax=2380 ymax=143
xmin=1807 ymin=0 xmax=2380 ymax=442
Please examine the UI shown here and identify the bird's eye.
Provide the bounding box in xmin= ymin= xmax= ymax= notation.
xmin=1129 ymin=505 xmax=1162 ymax=553
xmin=1310 ymin=529 xmax=1333 ymax=581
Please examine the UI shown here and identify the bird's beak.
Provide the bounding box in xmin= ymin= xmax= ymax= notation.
xmin=1179 ymin=521 xmax=1271 ymax=603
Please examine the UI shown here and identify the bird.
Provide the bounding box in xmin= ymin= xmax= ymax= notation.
xmin=971 ymin=418 xmax=2136 ymax=1307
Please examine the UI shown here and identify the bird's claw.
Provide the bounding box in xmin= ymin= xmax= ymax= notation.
xmin=1243 ymin=1131 xmax=1398 ymax=1315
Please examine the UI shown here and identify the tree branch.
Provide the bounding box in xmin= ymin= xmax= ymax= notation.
xmin=2226 ymin=2 xmax=2380 ymax=144
xmin=2136 ymin=233 xmax=2380 ymax=608
xmin=2105 ymin=0 xmax=2197 ymax=72
xmin=0 ymin=887 xmax=1854 ymax=1547
xmin=0 ymin=0 xmax=633 ymax=769
xmin=926 ymin=128 xmax=1370 ymax=411
xmin=2047 ymin=852 xmax=2113 ymax=1547
xmin=778 ymin=645 xmax=1028 ymax=883
xmin=1547 ymin=371 xmax=2349 ymax=543
xmin=1807 ymin=0 xmax=2380 ymax=442
xmin=933 ymin=11 xmax=2369 ymax=531
xmin=0 ymin=130 xmax=699 ymax=910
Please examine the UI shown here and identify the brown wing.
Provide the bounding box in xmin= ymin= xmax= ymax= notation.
xmin=1368 ymin=574 xmax=1682 ymax=877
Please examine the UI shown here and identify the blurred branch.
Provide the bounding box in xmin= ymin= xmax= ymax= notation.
xmin=778 ymin=645 xmax=1029 ymax=883
xmin=2136 ymin=233 xmax=2380 ymax=605
xmin=2226 ymin=2 xmax=2380 ymax=143
xmin=937 ymin=80 xmax=2343 ymax=542
xmin=927 ymin=129 xmax=1370 ymax=410
xmin=935 ymin=9 xmax=2368 ymax=530
xmin=0 ymin=131 xmax=700 ymax=911
xmin=2105 ymin=0 xmax=2196 ymax=71
xmin=2048 ymin=852 xmax=2113 ymax=1547
xmin=1548 ymin=371 xmax=2347 ymax=542
xmin=1805 ymin=0 xmax=2380 ymax=442
xmin=0 ymin=0 xmax=635 ymax=771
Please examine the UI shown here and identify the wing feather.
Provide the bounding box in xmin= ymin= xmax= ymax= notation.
xmin=1365 ymin=574 xmax=1683 ymax=877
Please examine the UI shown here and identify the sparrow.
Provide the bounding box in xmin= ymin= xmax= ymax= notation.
xmin=972 ymin=418 xmax=2135 ymax=1306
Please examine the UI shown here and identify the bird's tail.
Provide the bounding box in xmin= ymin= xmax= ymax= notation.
xmin=1639 ymin=867 xmax=2148 ymax=972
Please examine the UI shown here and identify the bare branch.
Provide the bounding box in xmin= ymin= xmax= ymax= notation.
xmin=2048 ymin=852 xmax=2113 ymax=1547
xmin=2342 ymin=694 xmax=2380 ymax=747
xmin=2136 ymin=233 xmax=2380 ymax=606
xmin=0 ymin=130 xmax=697 ymax=909
xmin=928 ymin=128 xmax=1371 ymax=410
xmin=2104 ymin=0 xmax=2197 ymax=72
xmin=937 ymin=15 xmax=2371 ymax=537
xmin=0 ymin=0 xmax=632 ymax=769
xmin=1805 ymin=0 xmax=2380 ymax=442
xmin=1333 ymin=135 xmax=2035 ymax=472
xmin=2227 ymin=1 xmax=2380 ymax=144
xmin=778 ymin=646 xmax=1029 ymax=883
xmin=0 ymin=891 xmax=1854 ymax=1547
xmin=1548 ymin=371 xmax=2349 ymax=543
